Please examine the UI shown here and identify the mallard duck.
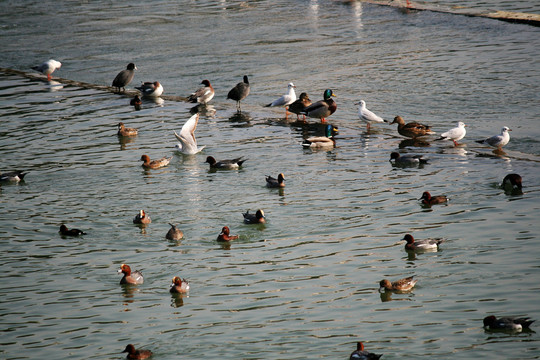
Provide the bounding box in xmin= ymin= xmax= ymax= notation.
xmin=118 ymin=264 xmax=144 ymax=285
xmin=300 ymin=89 xmax=336 ymax=122
xmin=59 ymin=224 xmax=86 ymax=236
xmin=349 ymin=341 xmax=383 ymax=360
xmin=133 ymin=210 xmax=151 ymax=225
xmin=437 ymin=121 xmax=466 ymax=146
xmin=174 ymin=113 xmax=205 ymax=155
xmin=227 ymin=75 xmax=250 ymax=112
xmin=166 ymin=223 xmax=183 ymax=240
xmin=140 ymin=154 xmax=171 ymax=169
xmin=205 ymin=156 xmax=246 ymax=169
xmin=476 ymin=126 xmax=511 ymax=151
xmin=265 ymin=82 xmax=296 ymax=116
xmin=187 ymin=79 xmax=214 ymax=104
xmin=217 ymin=226 xmax=239 ymax=241
xmin=243 ymin=209 xmax=265 ymax=224
xmin=0 ymin=170 xmax=27 ymax=182
xmin=419 ymin=191 xmax=448 ymax=205
xmin=32 ymin=59 xmax=61 ymax=80
xmin=112 ymin=63 xmax=137 ymax=92
xmin=390 ymin=115 xmax=434 ymax=138
xmin=122 ymin=344 xmax=152 ymax=360
xmin=403 ymin=234 xmax=443 ymax=252
xmin=117 ymin=122 xmax=138 ymax=137
xmin=136 ymin=81 xmax=163 ymax=97
xmin=483 ymin=315 xmax=535 ymax=332
xmin=358 ymin=100 xmax=385 ymax=131
xmin=302 ymin=124 xmax=338 ymax=149
xmin=288 ymin=92 xmax=312 ymax=120
xmin=169 ymin=276 xmax=190 ymax=294
xmin=379 ymin=276 xmax=417 ymax=292
xmin=266 ymin=173 xmax=285 ymax=188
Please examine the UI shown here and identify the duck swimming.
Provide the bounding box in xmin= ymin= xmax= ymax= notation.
xmin=483 ymin=315 xmax=534 ymax=332
xmin=217 ymin=226 xmax=239 ymax=241
xmin=243 ymin=209 xmax=265 ymax=224
xmin=59 ymin=224 xmax=86 ymax=236
xmin=118 ymin=264 xmax=144 ymax=285
xmin=266 ymin=173 xmax=285 ymax=188
xmin=403 ymin=234 xmax=443 ymax=252
xmin=0 ymin=170 xmax=27 ymax=182
xmin=302 ymin=124 xmax=338 ymax=149
xmin=133 ymin=210 xmax=151 ymax=225
xmin=166 ymin=223 xmax=183 ymax=240
xmin=389 ymin=152 xmax=428 ymax=166
xmin=349 ymin=341 xmax=383 ymax=360
xmin=117 ymin=122 xmax=138 ymax=137
xmin=140 ymin=154 xmax=172 ymax=169
xmin=419 ymin=191 xmax=448 ymax=206
xmin=379 ymin=276 xmax=417 ymax=292
xmin=170 ymin=276 xmax=190 ymax=294
xmin=122 ymin=344 xmax=152 ymax=360
xmin=205 ymin=156 xmax=246 ymax=169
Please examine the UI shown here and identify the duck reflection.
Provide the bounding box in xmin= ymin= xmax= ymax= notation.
xmin=190 ymin=104 xmax=216 ymax=118
xmin=170 ymin=293 xmax=185 ymax=308
xmin=398 ymin=138 xmax=431 ymax=148
xmin=118 ymin=135 xmax=136 ymax=150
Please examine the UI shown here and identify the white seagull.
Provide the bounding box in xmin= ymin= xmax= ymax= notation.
xmin=32 ymin=59 xmax=62 ymax=81
xmin=476 ymin=126 xmax=511 ymax=151
xmin=174 ymin=113 xmax=205 ymax=155
xmin=265 ymin=82 xmax=297 ymax=115
xmin=437 ymin=121 xmax=467 ymax=146
xmin=358 ymin=100 xmax=385 ymax=131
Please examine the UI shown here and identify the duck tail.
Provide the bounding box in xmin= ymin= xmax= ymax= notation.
xmin=187 ymin=94 xmax=197 ymax=103
xmin=237 ymin=159 xmax=247 ymax=166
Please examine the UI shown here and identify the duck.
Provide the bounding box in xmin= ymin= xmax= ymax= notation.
xmin=133 ymin=210 xmax=151 ymax=225
xmin=217 ymin=226 xmax=239 ymax=242
xmin=130 ymin=95 xmax=142 ymax=109
xmin=403 ymin=234 xmax=443 ymax=252
xmin=0 ymin=170 xmax=27 ymax=182
xmin=32 ymin=59 xmax=62 ymax=81
xmin=205 ymin=156 xmax=246 ymax=169
xmin=390 ymin=115 xmax=434 ymax=138
xmin=358 ymin=100 xmax=386 ymax=131
xmin=122 ymin=344 xmax=152 ymax=360
xmin=419 ymin=191 xmax=448 ymax=205
xmin=288 ymin=92 xmax=312 ymax=120
xmin=118 ymin=264 xmax=144 ymax=285
xmin=266 ymin=173 xmax=285 ymax=188
xmin=302 ymin=124 xmax=339 ymax=149
xmin=59 ymin=224 xmax=86 ymax=236
xmin=349 ymin=341 xmax=383 ymax=360
xmin=265 ymin=82 xmax=297 ymax=116
xmin=379 ymin=276 xmax=417 ymax=292
xmin=112 ymin=63 xmax=137 ymax=92
xmin=389 ymin=152 xmax=428 ymax=166
xmin=174 ymin=113 xmax=205 ymax=155
xmin=227 ymin=75 xmax=250 ymax=112
xmin=136 ymin=81 xmax=163 ymax=97
xmin=436 ymin=121 xmax=466 ymax=146
xmin=166 ymin=223 xmax=183 ymax=240
xmin=169 ymin=276 xmax=190 ymax=294
xmin=187 ymin=79 xmax=215 ymax=105
xmin=502 ymin=173 xmax=522 ymax=192
xmin=140 ymin=154 xmax=172 ymax=169
xmin=300 ymin=89 xmax=337 ymax=122
xmin=117 ymin=122 xmax=138 ymax=137
xmin=243 ymin=209 xmax=265 ymax=224
xmin=476 ymin=126 xmax=511 ymax=151
xmin=483 ymin=315 xmax=535 ymax=332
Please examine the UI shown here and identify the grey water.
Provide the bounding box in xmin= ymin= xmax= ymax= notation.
xmin=1 ymin=1 xmax=539 ymax=359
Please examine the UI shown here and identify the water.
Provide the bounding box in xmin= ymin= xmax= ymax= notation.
xmin=1 ymin=1 xmax=539 ymax=359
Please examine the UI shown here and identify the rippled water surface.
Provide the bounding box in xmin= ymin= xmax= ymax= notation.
xmin=1 ymin=1 xmax=539 ymax=359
